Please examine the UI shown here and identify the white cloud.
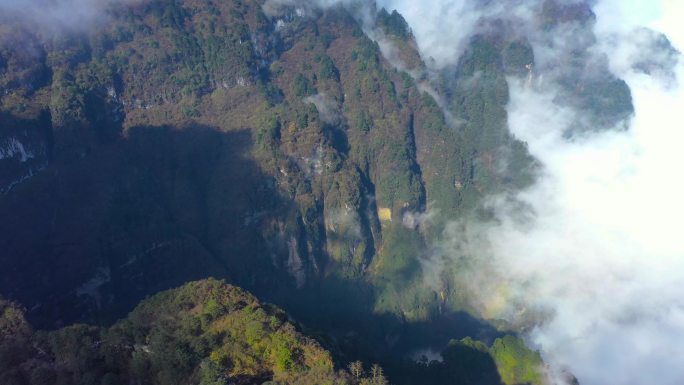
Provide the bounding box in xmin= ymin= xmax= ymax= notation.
xmin=491 ymin=64 xmax=684 ymax=384
xmin=304 ymin=93 xmax=341 ymax=125
xmin=376 ymin=0 xmax=541 ymax=68
xmin=0 ymin=0 xmax=145 ymax=32
xmin=445 ymin=1 xmax=684 ymax=383
xmin=362 ymin=0 xmax=684 ymax=383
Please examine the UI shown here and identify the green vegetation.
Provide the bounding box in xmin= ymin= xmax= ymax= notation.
xmin=318 ymin=54 xmax=340 ymax=81
xmin=355 ymin=109 xmax=373 ymax=132
xmin=490 ymin=336 xmax=545 ymax=385
xmin=386 ymin=336 xmax=546 ymax=385
xmin=502 ymin=41 xmax=535 ymax=76
xmin=377 ymin=9 xmax=411 ymax=40
xmin=293 ymin=73 xmax=316 ymax=97
xmin=0 ymin=280 xmax=388 ymax=385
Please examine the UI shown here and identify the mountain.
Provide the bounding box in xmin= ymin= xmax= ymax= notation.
xmin=0 ymin=0 xmax=636 ymax=383
xmin=1 ymin=278 xmax=551 ymax=385
xmin=0 ymin=279 xmax=390 ymax=385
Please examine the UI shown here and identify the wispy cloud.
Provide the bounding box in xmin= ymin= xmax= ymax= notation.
xmin=416 ymin=1 xmax=684 ymax=383
xmin=0 ymin=0 xmax=145 ymax=32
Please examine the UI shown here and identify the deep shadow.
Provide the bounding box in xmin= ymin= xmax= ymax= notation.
xmin=272 ymin=273 xmax=504 ymax=385
xmin=0 ymin=111 xmax=52 ymax=193
xmin=1 ymin=119 xmax=504 ymax=384
xmin=0 ymin=122 xmax=290 ymax=327
xmin=391 ymin=340 xmax=504 ymax=385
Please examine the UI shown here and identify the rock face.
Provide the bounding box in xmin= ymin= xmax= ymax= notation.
xmin=0 ymin=112 xmax=51 ymax=194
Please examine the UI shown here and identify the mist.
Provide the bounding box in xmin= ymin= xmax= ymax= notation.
xmin=0 ymin=0 xmax=144 ymax=32
xmin=500 ymin=3 xmax=684 ymax=383
xmin=398 ymin=0 xmax=684 ymax=384
xmin=481 ymin=60 xmax=684 ymax=384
